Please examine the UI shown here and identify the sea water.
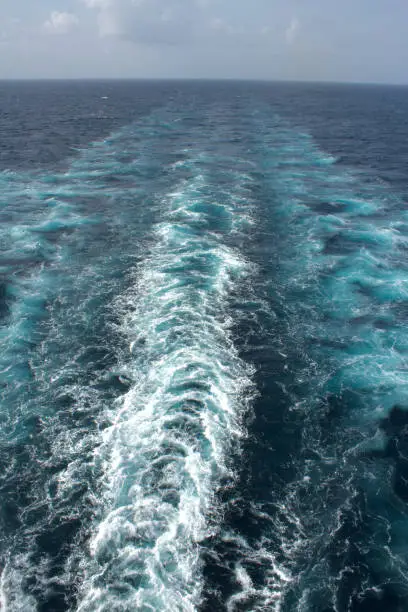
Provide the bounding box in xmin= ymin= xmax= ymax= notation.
xmin=0 ymin=80 xmax=408 ymax=611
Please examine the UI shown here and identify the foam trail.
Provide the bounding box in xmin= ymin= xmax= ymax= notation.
xmin=0 ymin=107 xmax=185 ymax=610
xmin=77 ymin=156 xmax=255 ymax=610
xmin=218 ymin=108 xmax=408 ymax=611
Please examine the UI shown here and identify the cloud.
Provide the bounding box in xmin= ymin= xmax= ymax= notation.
xmin=285 ymin=17 xmax=299 ymax=45
xmin=44 ymin=11 xmax=79 ymax=34
xmin=210 ymin=17 xmax=240 ymax=36
xmin=81 ymin=0 xmax=207 ymax=44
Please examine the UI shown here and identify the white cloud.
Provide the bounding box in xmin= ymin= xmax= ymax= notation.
xmin=285 ymin=17 xmax=300 ymax=45
xmin=81 ymin=0 xmax=207 ymax=44
xmin=210 ymin=17 xmax=241 ymax=36
xmin=44 ymin=11 xmax=79 ymax=34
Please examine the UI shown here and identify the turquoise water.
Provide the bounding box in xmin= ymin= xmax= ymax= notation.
xmin=1 ymin=81 xmax=408 ymax=611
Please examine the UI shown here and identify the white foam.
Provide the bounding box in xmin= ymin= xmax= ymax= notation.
xmin=76 ymin=164 xmax=256 ymax=610
xmin=0 ymin=559 xmax=37 ymax=612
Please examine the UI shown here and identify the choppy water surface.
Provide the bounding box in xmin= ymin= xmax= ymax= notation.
xmin=1 ymin=81 xmax=408 ymax=611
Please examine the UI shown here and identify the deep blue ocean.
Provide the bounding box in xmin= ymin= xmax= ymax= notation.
xmin=1 ymin=80 xmax=408 ymax=612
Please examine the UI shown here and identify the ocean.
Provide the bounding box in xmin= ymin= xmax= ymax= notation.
xmin=1 ymin=80 xmax=408 ymax=611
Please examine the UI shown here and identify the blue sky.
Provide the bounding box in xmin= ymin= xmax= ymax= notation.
xmin=0 ymin=0 xmax=407 ymax=82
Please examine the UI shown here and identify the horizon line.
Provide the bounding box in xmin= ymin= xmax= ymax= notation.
xmin=0 ymin=77 xmax=407 ymax=88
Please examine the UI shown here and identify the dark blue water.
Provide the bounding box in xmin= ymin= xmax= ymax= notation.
xmin=1 ymin=80 xmax=408 ymax=611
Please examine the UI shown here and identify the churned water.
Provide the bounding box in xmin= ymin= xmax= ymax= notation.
xmin=1 ymin=80 xmax=408 ymax=611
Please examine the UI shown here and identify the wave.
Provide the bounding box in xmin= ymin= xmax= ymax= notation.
xmin=75 ymin=149 xmax=257 ymax=610
xmin=210 ymin=110 xmax=408 ymax=611
xmin=2 ymin=91 xmax=408 ymax=612
xmin=0 ymin=108 xmax=180 ymax=610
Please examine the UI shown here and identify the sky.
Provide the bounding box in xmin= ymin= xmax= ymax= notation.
xmin=0 ymin=0 xmax=407 ymax=83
